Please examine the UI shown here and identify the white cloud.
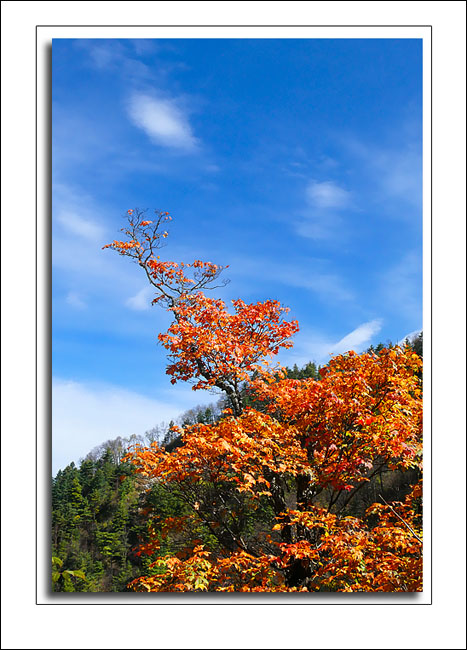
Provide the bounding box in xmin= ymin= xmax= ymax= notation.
xmin=127 ymin=93 xmax=198 ymax=150
xmin=52 ymin=378 xmax=214 ymax=474
xmin=306 ymin=180 xmax=351 ymax=209
xmin=52 ymin=184 xmax=144 ymax=295
xmin=283 ymin=319 xmax=383 ymax=367
xmin=56 ymin=210 xmax=105 ymax=241
xmin=331 ymin=319 xmax=383 ymax=354
xmin=294 ymin=179 xmax=352 ymax=241
xmin=125 ymin=286 xmax=154 ymax=311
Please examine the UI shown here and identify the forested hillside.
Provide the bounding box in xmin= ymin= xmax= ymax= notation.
xmin=51 ymin=372 xmax=320 ymax=592
xmin=52 ymin=402 xmax=224 ymax=592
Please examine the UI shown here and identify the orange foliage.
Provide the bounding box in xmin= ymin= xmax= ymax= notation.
xmin=106 ymin=210 xmax=423 ymax=592
xmin=124 ymin=348 xmax=422 ymax=592
xmin=104 ymin=209 xmax=298 ymax=416
xmin=160 ymin=295 xmax=299 ymax=392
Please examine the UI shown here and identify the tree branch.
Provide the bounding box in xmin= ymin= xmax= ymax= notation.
xmin=378 ymin=494 xmax=423 ymax=543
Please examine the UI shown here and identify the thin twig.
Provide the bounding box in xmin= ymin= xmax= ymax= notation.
xmin=378 ymin=494 xmax=422 ymax=543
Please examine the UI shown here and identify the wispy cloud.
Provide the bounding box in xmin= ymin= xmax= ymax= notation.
xmin=52 ymin=184 xmax=147 ymax=315
xmin=290 ymin=122 xmax=422 ymax=244
xmin=381 ymin=251 xmax=422 ymax=323
xmin=278 ymin=267 xmax=354 ymax=303
xmin=65 ymin=292 xmax=87 ymax=310
xmin=77 ymin=39 xmax=189 ymax=85
xmin=226 ymin=254 xmax=354 ymax=305
xmin=127 ymin=93 xmax=198 ymax=151
xmin=125 ymin=286 xmax=154 ymax=311
xmin=295 ymin=214 xmax=343 ymax=241
xmin=379 ymin=150 xmax=422 ymax=207
xmin=306 ymin=180 xmax=351 ymax=209
xmin=331 ymin=319 xmax=383 ymax=354
xmin=129 ymin=39 xmax=159 ymax=57
xmin=283 ymin=319 xmax=383 ymax=367
xmin=54 ymin=183 xmax=107 ymax=237
xmin=87 ymin=41 xmax=124 ymax=69
xmin=295 ymin=179 xmax=352 ymax=241
xmin=76 ymin=39 xmax=154 ymax=82
xmin=56 ymin=210 xmax=105 ymax=241
xmin=52 ymin=184 xmax=112 ymax=278
xmin=340 ymin=135 xmax=422 ymax=212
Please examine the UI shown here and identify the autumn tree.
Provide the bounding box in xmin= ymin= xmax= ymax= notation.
xmin=105 ymin=210 xmax=423 ymax=592
xmin=104 ymin=209 xmax=298 ymax=415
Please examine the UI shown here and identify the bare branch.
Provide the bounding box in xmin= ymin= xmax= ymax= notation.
xmin=378 ymin=494 xmax=423 ymax=543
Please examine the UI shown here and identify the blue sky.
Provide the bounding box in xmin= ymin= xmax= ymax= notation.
xmin=52 ymin=38 xmax=423 ymax=473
